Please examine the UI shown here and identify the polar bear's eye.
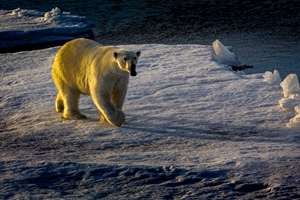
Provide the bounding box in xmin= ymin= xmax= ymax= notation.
xmin=123 ymin=57 xmax=127 ymax=62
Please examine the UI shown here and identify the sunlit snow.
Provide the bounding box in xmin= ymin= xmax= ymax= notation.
xmin=1 ymin=8 xmax=300 ymax=199
xmin=280 ymin=74 xmax=300 ymax=98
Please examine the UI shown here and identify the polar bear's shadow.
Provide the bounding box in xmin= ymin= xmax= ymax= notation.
xmin=123 ymin=114 xmax=260 ymax=141
xmin=72 ymin=109 xmax=256 ymax=141
xmin=122 ymin=114 xmax=200 ymax=135
xmin=77 ymin=107 xmax=174 ymax=131
xmin=76 ymin=107 xmax=102 ymax=123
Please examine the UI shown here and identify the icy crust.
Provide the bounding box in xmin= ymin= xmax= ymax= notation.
xmin=0 ymin=8 xmax=93 ymax=49
xmin=1 ymin=45 xmax=300 ymax=198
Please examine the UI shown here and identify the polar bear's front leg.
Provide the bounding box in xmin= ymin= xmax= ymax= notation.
xmin=111 ymin=88 xmax=127 ymax=110
xmin=92 ymin=92 xmax=125 ymax=127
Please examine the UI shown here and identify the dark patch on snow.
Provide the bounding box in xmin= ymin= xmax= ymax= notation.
xmin=231 ymin=65 xmax=254 ymax=71
xmin=236 ymin=182 xmax=268 ymax=192
xmin=1 ymin=161 xmax=299 ymax=199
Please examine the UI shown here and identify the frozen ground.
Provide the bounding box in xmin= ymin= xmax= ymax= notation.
xmin=1 ymin=44 xmax=300 ymax=199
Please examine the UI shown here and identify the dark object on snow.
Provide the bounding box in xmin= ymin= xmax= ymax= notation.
xmin=231 ymin=65 xmax=253 ymax=71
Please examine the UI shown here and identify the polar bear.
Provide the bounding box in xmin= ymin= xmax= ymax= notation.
xmin=52 ymin=38 xmax=141 ymax=127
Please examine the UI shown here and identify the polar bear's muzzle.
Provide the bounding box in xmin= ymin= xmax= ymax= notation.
xmin=130 ymin=64 xmax=137 ymax=76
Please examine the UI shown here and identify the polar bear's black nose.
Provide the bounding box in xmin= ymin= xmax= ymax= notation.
xmin=130 ymin=64 xmax=137 ymax=76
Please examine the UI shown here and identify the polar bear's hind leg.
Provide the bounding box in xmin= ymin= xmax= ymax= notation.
xmin=55 ymin=92 xmax=64 ymax=113
xmin=61 ymin=88 xmax=87 ymax=120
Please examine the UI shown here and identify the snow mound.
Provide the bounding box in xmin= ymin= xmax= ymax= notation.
xmin=263 ymin=70 xmax=282 ymax=85
xmin=0 ymin=8 xmax=93 ymax=49
xmin=211 ymin=39 xmax=241 ymax=66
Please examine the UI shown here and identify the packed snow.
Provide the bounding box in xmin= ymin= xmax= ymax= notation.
xmin=0 ymin=7 xmax=93 ymax=49
xmin=1 ymin=43 xmax=300 ymax=198
xmin=1 ymin=8 xmax=300 ymax=199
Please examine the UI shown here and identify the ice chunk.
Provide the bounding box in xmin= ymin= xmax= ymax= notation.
xmin=278 ymin=98 xmax=299 ymax=110
xmin=43 ymin=7 xmax=62 ymax=23
xmin=286 ymin=120 xmax=300 ymax=128
xmin=280 ymin=74 xmax=300 ymax=98
xmin=295 ymin=105 xmax=300 ymax=114
xmin=286 ymin=105 xmax=300 ymax=128
xmin=290 ymin=114 xmax=300 ymax=123
xmin=263 ymin=70 xmax=282 ymax=85
xmin=226 ymin=46 xmax=234 ymax=52
xmin=289 ymin=93 xmax=300 ymax=100
xmin=212 ymin=39 xmax=241 ymax=66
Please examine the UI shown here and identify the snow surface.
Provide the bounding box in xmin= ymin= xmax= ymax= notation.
xmin=1 ymin=44 xmax=300 ymax=199
xmin=0 ymin=7 xmax=93 ymax=49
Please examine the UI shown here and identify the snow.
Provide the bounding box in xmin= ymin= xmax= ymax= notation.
xmin=289 ymin=106 xmax=300 ymax=127
xmin=1 ymin=44 xmax=300 ymax=199
xmin=0 ymin=7 xmax=93 ymax=49
xmin=1 ymin=8 xmax=300 ymax=199
xmin=275 ymin=74 xmax=300 ymax=128
xmin=263 ymin=70 xmax=282 ymax=85
xmin=279 ymin=98 xmax=299 ymax=110
xmin=280 ymin=74 xmax=300 ymax=98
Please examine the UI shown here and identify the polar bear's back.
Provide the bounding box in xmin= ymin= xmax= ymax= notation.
xmin=55 ymin=38 xmax=109 ymax=63
xmin=52 ymin=38 xmax=118 ymax=95
xmin=54 ymin=38 xmax=119 ymax=65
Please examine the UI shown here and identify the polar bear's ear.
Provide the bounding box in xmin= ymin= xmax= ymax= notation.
xmin=136 ymin=51 xmax=141 ymax=57
xmin=113 ymin=52 xmax=118 ymax=59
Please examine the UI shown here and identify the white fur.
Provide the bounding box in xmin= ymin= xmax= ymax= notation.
xmin=52 ymin=38 xmax=141 ymax=126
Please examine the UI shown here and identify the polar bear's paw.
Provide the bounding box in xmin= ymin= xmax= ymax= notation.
xmin=102 ymin=109 xmax=125 ymax=127
xmin=112 ymin=110 xmax=125 ymax=127
xmin=61 ymin=111 xmax=87 ymax=120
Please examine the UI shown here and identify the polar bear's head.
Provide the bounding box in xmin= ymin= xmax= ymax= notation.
xmin=113 ymin=50 xmax=141 ymax=76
